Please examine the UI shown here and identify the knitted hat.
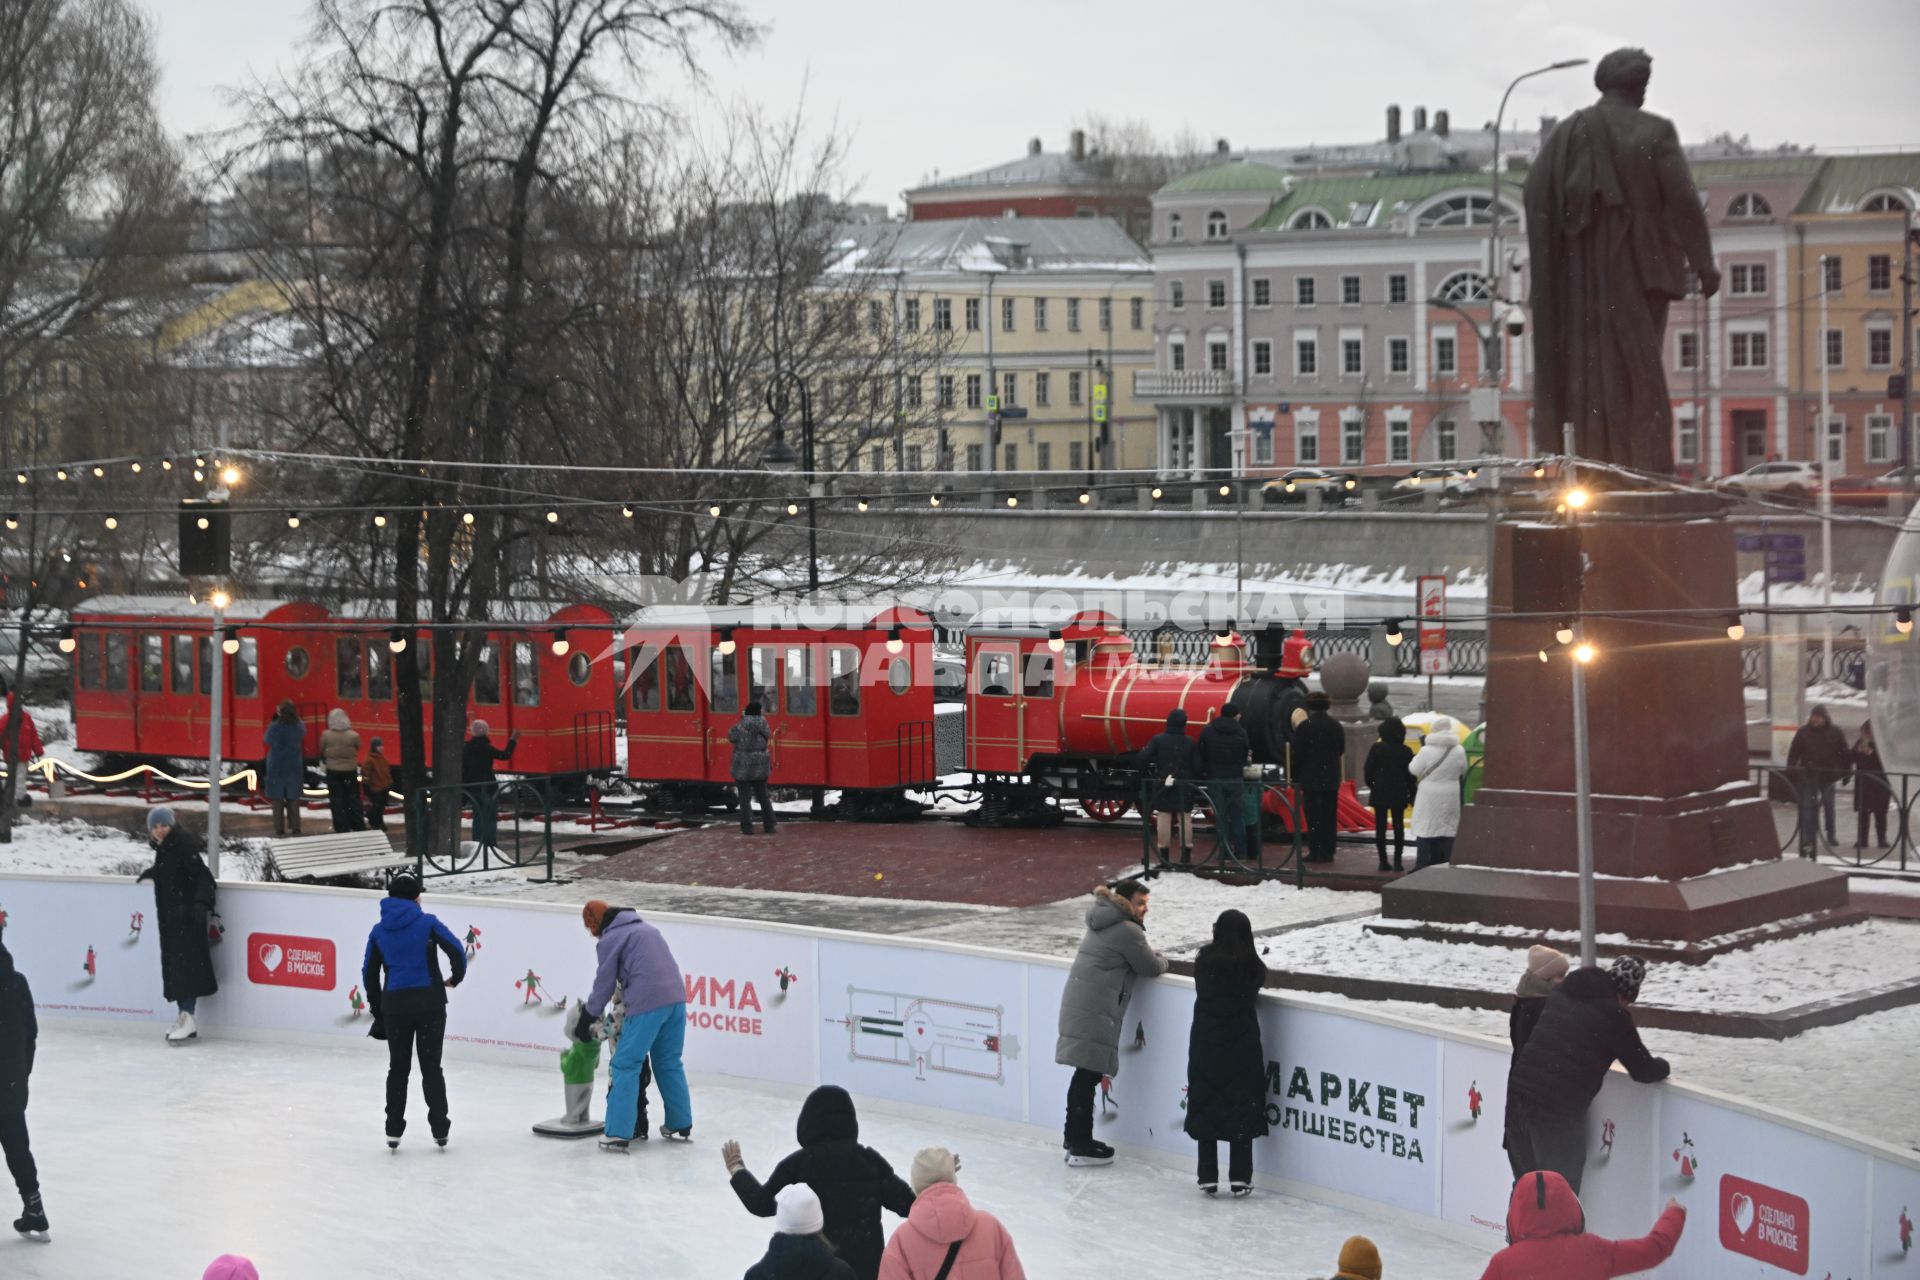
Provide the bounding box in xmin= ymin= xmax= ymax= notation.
xmin=369 ymin=737 xmax=384 ymax=751
xmin=909 ymin=1146 xmax=959 ymax=1194
xmin=1334 ymin=1234 xmax=1383 ymax=1280
xmin=203 ymin=1257 xmax=260 ymax=1280
xmin=1305 ymin=690 xmax=1332 ymax=711
xmin=773 ymin=1183 xmax=825 ymax=1236
xmin=387 ymin=871 xmax=422 ymax=900
xmin=147 ymin=806 xmax=175 ymax=830
xmin=582 ymin=900 xmax=610 ymax=935
xmin=1516 ymin=944 xmax=1570 ymax=998
xmin=470 ymin=718 xmax=490 ymax=737
xmin=1609 ymin=955 xmax=1647 ymax=1003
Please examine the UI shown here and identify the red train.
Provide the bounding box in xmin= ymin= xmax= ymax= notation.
xmin=65 ymin=597 xmax=1314 ymax=821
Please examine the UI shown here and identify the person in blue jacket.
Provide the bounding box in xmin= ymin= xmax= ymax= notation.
xmin=363 ymin=870 xmax=466 ymax=1149
xmin=262 ymin=700 xmax=305 ymax=836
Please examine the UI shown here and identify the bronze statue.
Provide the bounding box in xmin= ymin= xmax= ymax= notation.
xmin=1524 ymin=48 xmax=1719 ymax=476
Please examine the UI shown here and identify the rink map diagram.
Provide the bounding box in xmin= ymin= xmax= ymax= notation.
xmin=836 ymin=986 xmax=1007 ymax=1083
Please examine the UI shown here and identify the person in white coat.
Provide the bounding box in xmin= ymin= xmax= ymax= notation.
xmin=1408 ymin=719 xmax=1467 ymax=868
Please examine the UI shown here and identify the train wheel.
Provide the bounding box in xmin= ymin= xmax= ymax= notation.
xmin=1080 ymin=796 xmax=1131 ymax=822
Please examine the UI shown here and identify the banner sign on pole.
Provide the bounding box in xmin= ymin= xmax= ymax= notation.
xmin=1417 ymin=575 xmax=1450 ymax=676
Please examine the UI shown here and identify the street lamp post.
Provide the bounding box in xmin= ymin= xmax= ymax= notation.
xmin=763 ymin=372 xmax=820 ymax=595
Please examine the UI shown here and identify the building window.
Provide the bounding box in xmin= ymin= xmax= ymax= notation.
xmin=938 ymin=376 xmax=955 ymax=408
xmin=1730 ymin=330 xmax=1768 ymax=369
xmin=1864 ymin=194 xmax=1911 ymax=213
xmin=1035 ymin=371 xmax=1051 ymax=405
xmin=1435 ymin=270 xmax=1492 ymax=302
xmin=868 ymin=300 xmax=885 ymax=335
xmin=1034 ymin=297 xmax=1048 ymax=330
xmin=1251 ymin=421 xmax=1274 ymax=465
xmin=1252 ymin=278 xmax=1271 ymax=308
xmin=1822 ymin=329 xmax=1843 ymax=369
xmin=1296 ymin=277 xmax=1317 ymax=306
xmin=1037 ymin=442 xmax=1052 ymax=469
xmin=1388 ymin=337 xmax=1410 ymax=374
xmin=1727 ymin=191 xmax=1772 ymax=219
xmin=906 ymin=377 xmax=923 ymax=409
xmin=1004 ymin=443 xmax=1018 ymax=470
xmin=1168 ymin=212 xmax=1182 ymax=241
xmin=1677 ymin=331 xmax=1701 ymax=370
xmin=1170 ymin=341 xmax=1186 ymax=372
xmin=1822 ymin=257 xmax=1843 ymax=294
xmin=1341 ymin=275 xmax=1362 ymax=305
xmin=965 ymin=373 xmax=982 ymax=408
xmin=903 ymin=298 xmax=921 ymax=331
xmin=933 ymin=298 xmax=952 ymax=331
xmin=1435 ymin=418 xmax=1457 ymax=461
xmin=1068 ymin=298 xmax=1082 ymax=331
xmin=1677 ymin=411 xmax=1699 ymax=464
xmin=1729 ymin=263 xmax=1768 ymax=295
xmin=1130 ymin=297 xmax=1143 ymax=330
xmin=1208 ymin=340 xmax=1228 ymax=372
xmin=1870 ymin=254 xmax=1893 ymax=292
xmin=1205 ymin=209 xmax=1228 ymax=240
xmin=1069 ymin=371 xmax=1083 ymax=405
xmin=1099 ymin=298 xmax=1112 ymax=331
xmin=1295 ymin=336 xmax=1318 ymax=377
xmin=1169 ymin=282 xmax=1185 ymax=310
xmin=965 ymin=298 xmax=981 ymax=331
xmin=1002 ymin=297 xmax=1016 ymax=331
xmin=868 ymin=377 xmax=884 ymax=412
xmin=1869 ymin=413 xmax=1894 ymax=463
xmin=1824 ymin=415 xmax=1845 ymax=464
xmin=905 ymin=444 xmax=923 ymax=470
xmin=1434 ymin=334 xmax=1457 ymax=376
xmin=1869 ymin=327 xmax=1894 ymax=368
xmin=1388 ymin=415 xmax=1411 ymax=463
xmin=1002 ymin=372 xmax=1018 ymax=405
xmin=1342 ymin=414 xmax=1364 ymax=464
xmin=965 ymin=444 xmax=983 ymax=471
xmin=1388 ymin=274 xmax=1409 ymax=305
xmin=1291 ymin=209 xmax=1333 ymax=231
xmin=1418 ymin=194 xmax=1501 ymax=228
xmin=1252 ymin=340 xmax=1273 ymax=375
xmin=1207 ymin=280 xmax=1226 ymax=310
xmin=1296 ymin=419 xmax=1319 ymax=463
xmin=1341 ymin=337 xmax=1363 ymax=376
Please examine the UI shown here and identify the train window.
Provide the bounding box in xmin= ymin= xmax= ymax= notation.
xmin=828 ymin=646 xmax=859 ymax=717
xmin=887 ymin=657 xmax=911 ymax=695
xmin=105 ymin=632 xmax=129 ymax=691
xmin=78 ymin=634 xmax=102 ymax=689
xmin=337 ymin=637 xmax=364 ymax=699
xmin=233 ymin=638 xmax=258 ymax=698
xmin=629 ymin=648 xmax=659 ymax=711
xmin=472 ymin=641 xmax=500 ymax=705
xmin=1022 ymin=652 xmax=1055 ymax=699
xmin=366 ymin=643 xmax=393 ymax=700
xmin=567 ymin=652 xmax=591 ymax=688
xmin=170 ymin=635 xmax=195 ymax=694
xmin=138 ymin=634 xmax=164 ymax=692
xmin=784 ymin=647 xmax=816 ymax=716
xmin=197 ymin=638 xmax=212 ymax=694
xmin=285 ymin=646 xmax=310 ymax=680
xmin=664 ymin=645 xmax=695 ymax=712
xmin=749 ymin=647 xmax=775 ymax=711
xmin=512 ymin=641 xmax=539 ymax=707
xmin=709 ymin=646 xmax=738 ymax=714
xmin=976 ymin=650 xmax=1012 ymax=697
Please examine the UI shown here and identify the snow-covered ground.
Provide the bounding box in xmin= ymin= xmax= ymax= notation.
xmin=11 ymin=1021 xmax=1495 ymax=1279
xmin=0 ymin=815 xmax=273 ymax=881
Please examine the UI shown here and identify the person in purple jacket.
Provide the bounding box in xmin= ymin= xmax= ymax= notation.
xmin=576 ymin=899 xmax=691 ymax=1152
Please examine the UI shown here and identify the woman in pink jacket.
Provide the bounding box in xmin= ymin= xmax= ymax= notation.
xmin=878 ymin=1148 xmax=1025 ymax=1280
xmin=1481 ymin=1170 xmax=1684 ymax=1280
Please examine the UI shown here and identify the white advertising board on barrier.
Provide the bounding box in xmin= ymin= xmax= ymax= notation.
xmin=1 ymin=872 xmax=1911 ymax=1277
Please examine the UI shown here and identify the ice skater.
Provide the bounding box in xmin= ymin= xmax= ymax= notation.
xmin=1479 ymin=1171 xmax=1684 ymax=1278
xmin=744 ymin=1184 xmax=856 ymax=1280
xmin=1183 ymin=909 xmax=1268 ymax=1197
xmin=1 ymin=941 xmax=45 ymax=1239
xmin=362 ymin=871 xmax=466 ymax=1149
xmin=134 ymin=807 xmax=217 ymax=1044
xmin=1055 ymin=879 xmax=1168 ymax=1167
xmin=724 ymin=1085 xmax=915 ymax=1280
xmin=878 ymin=1146 xmax=1025 ymax=1279
xmin=577 ymin=899 xmax=690 ymax=1151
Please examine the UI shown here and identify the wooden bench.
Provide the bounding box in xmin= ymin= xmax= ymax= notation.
xmin=270 ymin=831 xmax=412 ymax=882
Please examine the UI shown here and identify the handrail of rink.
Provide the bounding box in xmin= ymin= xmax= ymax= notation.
xmin=2 ymin=872 xmax=1909 ymax=1275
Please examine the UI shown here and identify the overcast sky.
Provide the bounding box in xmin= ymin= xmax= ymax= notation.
xmin=154 ymin=0 xmax=1920 ymax=209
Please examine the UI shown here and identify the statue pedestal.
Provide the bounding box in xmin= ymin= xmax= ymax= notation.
xmin=1382 ymin=491 xmax=1851 ymax=945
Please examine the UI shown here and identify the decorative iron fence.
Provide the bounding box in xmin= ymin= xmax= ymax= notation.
xmin=1748 ymin=764 xmax=1914 ymax=870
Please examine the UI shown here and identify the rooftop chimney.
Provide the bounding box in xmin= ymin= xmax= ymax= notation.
xmin=1434 ymin=109 xmax=1450 ymax=138
xmin=1070 ymin=129 xmax=1086 ymax=162
xmin=1028 ymin=137 xmax=1042 ymax=157
xmin=1413 ymin=106 xmax=1428 ymax=133
xmin=1215 ymin=138 xmax=1230 ymax=155
xmin=1386 ymin=105 xmax=1402 ymax=143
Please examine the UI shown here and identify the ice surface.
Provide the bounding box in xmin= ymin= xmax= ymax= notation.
xmin=10 ymin=1022 xmax=1494 ymax=1279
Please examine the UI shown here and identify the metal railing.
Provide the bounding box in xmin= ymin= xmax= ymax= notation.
xmin=406 ymin=778 xmax=558 ymax=881
xmin=1748 ymin=764 xmax=1915 ymax=871
xmin=1136 ymin=777 xmax=1306 ymax=885
xmin=1133 ymin=369 xmax=1236 ymax=399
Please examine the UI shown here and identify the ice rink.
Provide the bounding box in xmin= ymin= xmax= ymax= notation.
xmin=10 ymin=1021 xmax=1498 ymax=1278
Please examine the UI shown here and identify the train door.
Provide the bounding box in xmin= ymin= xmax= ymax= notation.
xmin=209 ymin=632 xmax=259 ymax=768
xmin=170 ymin=633 xmax=205 ymax=757
xmin=1019 ymin=643 xmax=1059 ymax=760
xmin=133 ymin=632 xmax=166 ymax=753
xmin=706 ymin=641 xmax=740 ymax=781
xmin=968 ymin=639 xmax=1023 ymax=774
xmin=655 ymin=641 xmax=704 ymax=777
xmin=775 ymin=642 xmax=825 ymax=786
xmin=823 ymin=642 xmax=865 ymax=788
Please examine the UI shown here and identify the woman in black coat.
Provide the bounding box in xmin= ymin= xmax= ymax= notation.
xmin=1853 ymin=720 xmax=1892 ymax=850
xmin=1363 ymin=717 xmax=1415 ymax=872
xmin=0 ymin=940 xmax=44 ymax=1236
xmin=722 ymin=1085 xmax=914 ymax=1280
xmin=1138 ymin=708 xmax=1198 ymax=865
xmin=1183 ymin=908 xmax=1269 ymax=1196
xmin=135 ymin=807 xmax=217 ymax=1044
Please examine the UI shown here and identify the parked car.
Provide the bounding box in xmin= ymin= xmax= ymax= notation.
xmin=1261 ymin=468 xmax=1359 ymax=505
xmin=1721 ymin=460 xmax=1822 ymax=499
xmin=1390 ymin=467 xmax=1478 ymax=499
xmin=1829 ymin=467 xmax=1918 ymax=508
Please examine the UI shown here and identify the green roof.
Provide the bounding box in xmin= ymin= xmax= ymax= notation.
xmin=1686 ymin=155 xmax=1827 ymax=183
xmin=1249 ymin=172 xmax=1492 ymax=231
xmin=1794 ymin=153 xmax=1920 ymax=214
xmin=1160 ymin=159 xmax=1293 ymax=195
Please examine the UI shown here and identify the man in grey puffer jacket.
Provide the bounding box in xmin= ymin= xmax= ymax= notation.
xmin=1055 ymin=879 xmax=1168 ymax=1166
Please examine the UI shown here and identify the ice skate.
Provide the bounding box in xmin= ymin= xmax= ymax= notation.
xmin=165 ymin=1011 xmax=198 ymax=1044
xmin=386 ymin=1135 xmax=401 ymax=1150
xmin=1063 ymin=1138 xmax=1113 ymax=1167
xmin=660 ymin=1126 xmax=692 ymax=1142
xmin=1230 ymin=1182 xmax=1253 ymax=1198
xmin=598 ymin=1135 xmax=631 ymax=1152
xmin=1198 ymin=1180 xmax=1218 ymax=1196
xmin=13 ymin=1193 xmax=48 ymax=1238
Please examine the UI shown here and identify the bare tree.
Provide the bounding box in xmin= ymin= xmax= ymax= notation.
xmin=1072 ymin=112 xmax=1215 ymax=189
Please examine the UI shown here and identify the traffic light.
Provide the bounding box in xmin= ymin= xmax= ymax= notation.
xmin=179 ymin=498 xmax=231 ymax=576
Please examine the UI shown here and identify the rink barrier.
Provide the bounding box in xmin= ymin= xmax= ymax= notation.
xmin=2 ymin=872 xmax=1909 ymax=1277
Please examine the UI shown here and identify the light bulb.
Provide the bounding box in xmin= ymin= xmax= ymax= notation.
xmin=1077 ymin=490 xmax=1091 ymax=505
xmin=58 ymin=635 xmax=76 ymax=654
xmin=550 ymin=631 xmax=570 ymax=657
xmin=55 ymin=470 xmax=67 ymax=481
xmin=1574 ymin=642 xmax=1596 ymax=664
xmin=222 ymin=634 xmax=241 ymax=656
xmin=786 ymin=502 xmax=800 ymax=517
xmin=1047 ymin=636 xmax=1065 ymax=653
xmin=1726 ymin=621 xmax=1745 ymax=641
xmin=130 ymin=461 xmax=141 ymax=473
xmin=220 ymin=465 xmax=241 ymax=486
xmin=12 ymin=472 xmax=24 ymax=485
xmin=1344 ymin=477 xmax=1357 ymax=490
xmin=1006 ymin=495 xmax=1018 ymax=507
xmin=194 ymin=456 xmax=205 ymax=467
xmin=192 ymin=469 xmax=204 ymax=482
xmin=1566 ymin=487 xmax=1590 ymax=509
xmin=620 ymin=505 xmax=633 ymax=519
xmin=1537 ymin=649 xmax=1550 ymax=663
xmin=103 ymin=515 xmax=117 ymax=530
xmin=91 ymin=466 xmax=104 ymax=478
xmin=1898 ymin=608 xmax=1914 ymax=635
xmin=196 ymin=517 xmax=209 ymax=530
xmin=546 ymin=509 xmax=559 ymax=524
xmin=856 ymin=498 xmax=869 ymax=513
xmin=3 ymin=515 xmax=15 ymax=531
xmin=461 ymin=511 xmax=474 ymax=525
xmin=1284 ymin=480 xmax=1297 ymax=493
xmin=1555 ymin=624 xmax=1574 ymax=645
xmin=1532 ymin=466 xmax=1546 ymax=479
xmin=1150 ymin=486 xmax=1163 ymax=500
xmin=885 ymin=636 xmax=904 ymax=655
xmin=708 ymin=504 xmax=722 ymax=518
xmin=161 ymin=460 xmax=173 ymax=471
xmin=286 ymin=513 xmax=301 ymax=529
xmin=718 ymin=638 xmax=737 ymax=656
xmin=929 ymin=494 xmax=942 ymax=507
xmin=388 ymin=631 xmax=408 ymax=654
xmin=1218 ymin=484 xmax=1231 ymax=497
xmin=1385 ymin=623 xmax=1403 ymax=647
xmin=374 ymin=513 xmax=388 ymax=528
